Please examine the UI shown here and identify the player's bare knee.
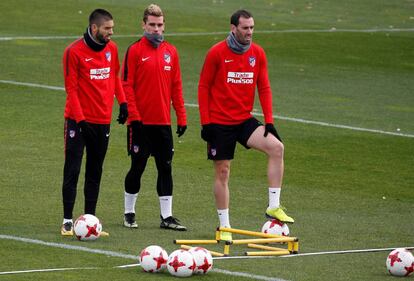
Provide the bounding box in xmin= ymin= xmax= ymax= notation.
xmin=268 ymin=141 xmax=284 ymax=159
xmin=215 ymin=163 xmax=230 ymax=182
xmin=219 ymin=167 xmax=230 ymax=180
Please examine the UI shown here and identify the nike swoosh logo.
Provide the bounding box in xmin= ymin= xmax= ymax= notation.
xmin=106 ymin=133 xmax=110 ymax=137
xmin=224 ymin=59 xmax=233 ymax=63
xmin=85 ymin=58 xmax=93 ymax=62
xmin=142 ymin=57 xmax=150 ymax=61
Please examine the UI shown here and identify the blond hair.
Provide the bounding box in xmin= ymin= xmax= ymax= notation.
xmin=143 ymin=4 xmax=163 ymax=23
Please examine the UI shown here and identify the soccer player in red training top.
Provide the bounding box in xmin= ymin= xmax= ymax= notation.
xmin=61 ymin=9 xmax=128 ymax=236
xmin=198 ymin=9 xmax=294 ymax=241
xmin=121 ymin=4 xmax=187 ymax=231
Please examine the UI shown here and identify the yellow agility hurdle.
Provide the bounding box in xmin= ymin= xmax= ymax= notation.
xmin=180 ymin=244 xmax=225 ymax=257
xmin=247 ymin=243 xmax=287 ymax=251
xmin=246 ymin=250 xmax=291 ymax=256
xmin=174 ymin=239 xmax=219 ymax=245
xmin=174 ymin=226 xmax=299 ymax=256
xmin=230 ymin=237 xmax=296 ymax=245
xmin=218 ymin=227 xmax=286 ymax=238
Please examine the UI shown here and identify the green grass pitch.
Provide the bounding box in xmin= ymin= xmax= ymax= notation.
xmin=0 ymin=0 xmax=413 ymax=280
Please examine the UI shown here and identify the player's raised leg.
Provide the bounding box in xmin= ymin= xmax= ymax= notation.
xmin=247 ymin=125 xmax=294 ymax=223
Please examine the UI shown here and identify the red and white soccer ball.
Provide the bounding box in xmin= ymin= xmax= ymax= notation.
xmin=386 ymin=248 xmax=414 ymax=277
xmin=261 ymin=219 xmax=289 ymax=236
xmin=74 ymin=214 xmax=102 ymax=241
xmin=139 ymin=245 xmax=168 ymax=273
xmin=167 ymin=249 xmax=196 ymax=277
xmin=188 ymin=247 xmax=213 ymax=274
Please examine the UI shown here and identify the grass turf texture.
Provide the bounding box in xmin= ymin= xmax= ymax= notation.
xmin=1 ymin=0 xmax=413 ymax=280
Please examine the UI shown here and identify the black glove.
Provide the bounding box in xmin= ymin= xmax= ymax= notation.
xmin=78 ymin=120 xmax=96 ymax=143
xmin=201 ymin=124 xmax=214 ymax=142
xmin=117 ymin=103 xmax=128 ymax=124
xmin=176 ymin=125 xmax=187 ymax=137
xmin=264 ymin=123 xmax=282 ymax=142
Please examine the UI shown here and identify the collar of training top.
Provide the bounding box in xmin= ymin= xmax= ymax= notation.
xmin=83 ymin=26 xmax=107 ymax=52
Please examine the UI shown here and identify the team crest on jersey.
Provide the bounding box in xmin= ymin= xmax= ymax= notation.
xmin=69 ymin=130 xmax=76 ymax=138
xmin=164 ymin=53 xmax=171 ymax=64
xmin=249 ymin=56 xmax=256 ymax=67
xmin=133 ymin=145 xmax=139 ymax=154
xmin=105 ymin=51 xmax=111 ymax=62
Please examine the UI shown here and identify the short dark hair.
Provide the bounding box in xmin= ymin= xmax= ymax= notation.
xmin=230 ymin=9 xmax=253 ymax=26
xmin=89 ymin=9 xmax=113 ymax=26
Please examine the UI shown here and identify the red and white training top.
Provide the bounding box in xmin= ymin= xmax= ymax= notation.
xmin=198 ymin=40 xmax=273 ymax=125
xmin=121 ymin=36 xmax=186 ymax=126
xmin=63 ymin=39 xmax=126 ymax=124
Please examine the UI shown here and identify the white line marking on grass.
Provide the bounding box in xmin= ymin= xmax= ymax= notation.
xmin=211 ymin=246 xmax=414 ymax=260
xmin=0 ymin=234 xmax=137 ymax=260
xmin=254 ymin=28 xmax=414 ymax=33
xmin=115 ymin=263 xmax=140 ymax=268
xmin=0 ymin=79 xmax=65 ymax=91
xmin=280 ymin=246 xmax=414 ymax=258
xmin=1 ymin=79 xmax=413 ymax=138
xmin=0 ymin=28 xmax=413 ymax=41
xmin=213 ymin=268 xmax=289 ymax=281
xmin=0 ymin=263 xmax=289 ymax=281
xmin=113 ymin=263 xmax=288 ymax=280
xmin=0 ymin=267 xmax=97 ymax=275
xmin=0 ymin=234 xmax=287 ymax=281
xmin=252 ymin=112 xmax=414 ymax=138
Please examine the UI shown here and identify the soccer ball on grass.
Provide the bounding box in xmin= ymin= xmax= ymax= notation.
xmin=139 ymin=245 xmax=168 ymax=273
xmin=74 ymin=214 xmax=102 ymax=241
xmin=386 ymin=248 xmax=414 ymax=277
xmin=188 ymin=247 xmax=213 ymax=274
xmin=167 ymin=249 xmax=196 ymax=277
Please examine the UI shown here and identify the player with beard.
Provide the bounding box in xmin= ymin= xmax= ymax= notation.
xmin=61 ymin=9 xmax=128 ymax=236
xmin=198 ymin=9 xmax=294 ymax=241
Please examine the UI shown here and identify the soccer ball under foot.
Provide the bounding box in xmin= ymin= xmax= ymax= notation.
xmin=74 ymin=214 xmax=102 ymax=241
xmin=261 ymin=219 xmax=289 ymax=236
